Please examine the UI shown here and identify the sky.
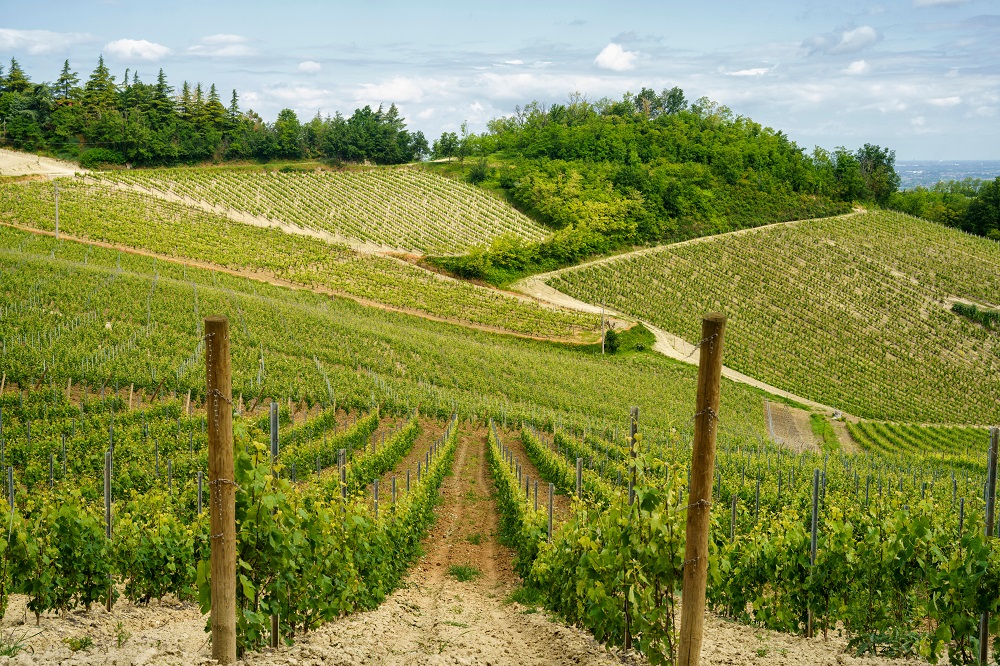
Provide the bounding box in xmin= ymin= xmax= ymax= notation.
xmin=2 ymin=0 xmax=999 ymax=160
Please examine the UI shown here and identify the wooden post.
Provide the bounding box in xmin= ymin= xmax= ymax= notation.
xmin=629 ymin=407 xmax=639 ymax=505
xmin=548 ymin=483 xmax=554 ymax=541
xmin=576 ymin=458 xmax=583 ymax=500
xmin=105 ymin=450 xmax=113 ymax=612
xmin=270 ymin=401 xmax=279 ymax=462
xmin=205 ymin=315 xmax=236 ymax=665
xmin=979 ymin=427 xmax=999 ymax=665
xmin=807 ymin=468 xmax=820 ymax=637
xmin=678 ymin=313 xmax=726 ymax=666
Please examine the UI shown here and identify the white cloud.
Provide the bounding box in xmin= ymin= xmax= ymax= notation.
xmin=914 ymin=0 xmax=968 ymax=6
xmin=357 ymin=76 xmax=450 ymax=104
xmin=928 ymin=95 xmax=961 ymax=107
xmin=911 ymin=115 xmax=926 ymax=126
xmin=298 ymin=61 xmax=322 ymax=73
xmin=0 ymin=28 xmax=93 ymax=55
xmin=832 ymin=26 xmax=879 ymax=53
xmin=727 ymin=67 xmax=770 ymax=77
xmin=594 ymin=43 xmax=638 ymax=71
xmin=188 ymin=34 xmax=255 ymax=57
xmin=504 ymin=59 xmax=524 ymax=66
xmin=805 ymin=25 xmax=879 ymax=55
xmin=844 ymin=59 xmax=869 ymax=75
xmin=105 ymin=38 xmax=171 ymax=61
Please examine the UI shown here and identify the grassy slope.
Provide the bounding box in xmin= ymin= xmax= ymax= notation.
xmin=548 ymin=210 xmax=1000 ymax=424
xmin=0 ymin=225 xmax=769 ymax=449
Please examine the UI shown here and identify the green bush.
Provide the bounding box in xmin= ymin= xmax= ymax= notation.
xmin=79 ymin=148 xmax=124 ymax=169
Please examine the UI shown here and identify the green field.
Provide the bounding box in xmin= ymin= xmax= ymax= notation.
xmin=92 ymin=166 xmax=548 ymax=254
xmin=0 ymin=178 xmax=597 ymax=341
xmin=548 ymin=210 xmax=1000 ymax=424
xmin=4 ymin=165 xmax=1000 ymax=664
xmin=0 ymin=224 xmax=770 ymax=443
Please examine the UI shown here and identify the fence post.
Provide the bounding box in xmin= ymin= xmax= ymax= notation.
xmin=576 ymin=458 xmax=583 ymax=500
xmin=270 ymin=400 xmax=279 ymax=463
xmin=808 ymin=468 xmax=820 ymax=638
xmin=105 ymin=450 xmax=113 ymax=612
xmin=548 ymin=483 xmax=554 ymax=541
xmin=678 ymin=313 xmax=726 ymax=666
xmin=205 ymin=315 xmax=236 ymax=664
xmin=979 ymin=427 xmax=999 ymax=664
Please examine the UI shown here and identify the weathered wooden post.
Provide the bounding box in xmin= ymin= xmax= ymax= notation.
xmin=105 ymin=450 xmax=113 ymax=612
xmin=205 ymin=315 xmax=236 ymax=664
xmin=979 ymin=427 xmax=999 ymax=664
xmin=678 ymin=313 xmax=726 ymax=666
xmin=548 ymin=483 xmax=554 ymax=541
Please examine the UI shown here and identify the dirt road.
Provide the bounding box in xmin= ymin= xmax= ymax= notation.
xmin=0 ymin=149 xmax=81 ymax=177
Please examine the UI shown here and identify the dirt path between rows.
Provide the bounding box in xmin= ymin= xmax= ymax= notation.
xmin=246 ymin=424 xmax=628 ymax=666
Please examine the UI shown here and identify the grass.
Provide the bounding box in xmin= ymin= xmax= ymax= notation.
xmin=62 ymin=636 xmax=94 ymax=652
xmin=504 ymin=585 xmax=543 ymax=609
xmin=0 ymin=629 xmax=39 ymax=657
xmin=465 ymin=533 xmax=482 ymax=545
xmin=447 ymin=564 xmax=481 ymax=582
xmin=810 ymin=413 xmax=840 ymax=452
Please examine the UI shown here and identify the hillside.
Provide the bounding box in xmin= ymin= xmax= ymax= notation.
xmin=0 ymin=223 xmax=769 ymax=444
xmin=547 ymin=210 xmax=1000 ymax=424
xmin=93 ymin=166 xmax=548 ymax=255
xmin=0 ymin=177 xmax=595 ymax=340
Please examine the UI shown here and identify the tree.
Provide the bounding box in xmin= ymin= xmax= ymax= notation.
xmin=273 ymin=108 xmax=303 ymax=158
xmin=856 ymin=143 xmax=900 ymax=205
xmin=82 ymin=55 xmax=118 ymax=112
xmin=432 ymin=131 xmax=458 ymax=159
xmin=3 ymin=59 xmax=31 ymax=94
xmin=964 ymin=177 xmax=1000 ymax=240
xmin=55 ymin=61 xmax=80 ymax=101
xmin=661 ymin=86 xmax=686 ymax=115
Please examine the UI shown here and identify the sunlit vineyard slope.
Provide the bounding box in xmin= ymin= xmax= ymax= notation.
xmin=93 ymin=166 xmax=548 ymax=254
xmin=0 ymin=225 xmax=769 ymax=446
xmin=548 ymin=210 xmax=1000 ymax=424
xmin=0 ymin=178 xmax=595 ymax=340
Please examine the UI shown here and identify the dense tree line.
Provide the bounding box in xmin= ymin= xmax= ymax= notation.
xmin=0 ymin=57 xmax=427 ymax=166
xmin=888 ymin=178 xmax=1000 ymax=241
xmin=434 ymin=88 xmax=899 ymax=283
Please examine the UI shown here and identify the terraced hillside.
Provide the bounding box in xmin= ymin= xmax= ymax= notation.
xmin=548 ymin=210 xmax=1000 ymax=424
xmin=94 ymin=167 xmax=548 ymax=254
xmin=0 ymin=178 xmax=596 ymax=340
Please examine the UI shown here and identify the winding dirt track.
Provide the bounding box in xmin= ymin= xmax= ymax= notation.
xmin=512 ymin=234 xmax=853 ymax=419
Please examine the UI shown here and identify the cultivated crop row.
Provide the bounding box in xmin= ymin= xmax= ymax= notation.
xmin=94 ymin=167 xmax=548 ymax=255
xmin=548 ymin=211 xmax=1000 ymax=424
xmin=0 ymin=180 xmax=596 ymax=340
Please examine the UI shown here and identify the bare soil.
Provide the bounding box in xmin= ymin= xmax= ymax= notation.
xmin=766 ymin=401 xmax=821 ymax=454
xmin=0 ymin=149 xmax=81 ymax=178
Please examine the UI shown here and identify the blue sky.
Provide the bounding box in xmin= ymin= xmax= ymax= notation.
xmin=3 ymin=0 xmax=998 ymax=159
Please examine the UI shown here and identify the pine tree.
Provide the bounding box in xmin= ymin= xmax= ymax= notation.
xmin=228 ymin=89 xmax=240 ymax=118
xmin=55 ymin=60 xmax=81 ymax=100
xmin=4 ymin=58 xmax=32 ymax=94
xmin=83 ymin=55 xmax=117 ymax=111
